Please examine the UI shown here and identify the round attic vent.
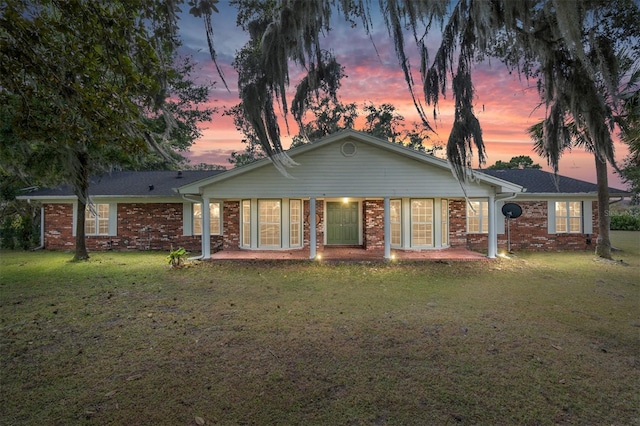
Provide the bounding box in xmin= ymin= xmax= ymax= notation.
xmin=341 ymin=141 xmax=357 ymax=157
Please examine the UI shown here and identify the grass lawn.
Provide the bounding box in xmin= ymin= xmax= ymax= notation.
xmin=1 ymin=231 xmax=638 ymax=425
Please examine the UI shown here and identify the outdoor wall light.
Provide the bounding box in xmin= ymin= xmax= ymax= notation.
xmin=343 ymin=197 xmax=349 ymax=204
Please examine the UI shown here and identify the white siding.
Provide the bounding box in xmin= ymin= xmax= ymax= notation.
xmin=202 ymin=138 xmax=495 ymax=198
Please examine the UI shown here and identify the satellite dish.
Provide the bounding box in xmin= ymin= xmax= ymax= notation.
xmin=502 ymin=203 xmax=522 ymax=219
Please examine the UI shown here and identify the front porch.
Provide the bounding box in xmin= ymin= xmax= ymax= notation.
xmin=209 ymin=246 xmax=489 ymax=262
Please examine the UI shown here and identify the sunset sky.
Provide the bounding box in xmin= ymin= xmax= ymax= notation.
xmin=176 ymin=3 xmax=629 ymax=189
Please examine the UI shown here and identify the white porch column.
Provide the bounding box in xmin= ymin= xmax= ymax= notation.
xmin=202 ymin=197 xmax=211 ymax=258
xmin=309 ymin=197 xmax=317 ymax=259
xmin=487 ymin=193 xmax=497 ymax=258
xmin=383 ymin=197 xmax=391 ymax=259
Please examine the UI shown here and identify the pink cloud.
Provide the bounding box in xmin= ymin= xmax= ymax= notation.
xmin=180 ymin=8 xmax=630 ymax=190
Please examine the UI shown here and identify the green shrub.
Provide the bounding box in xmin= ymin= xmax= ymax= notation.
xmin=609 ymin=210 xmax=640 ymax=231
xmin=167 ymin=246 xmax=189 ymax=268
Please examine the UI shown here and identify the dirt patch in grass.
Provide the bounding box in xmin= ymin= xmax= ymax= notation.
xmin=1 ymin=232 xmax=639 ymax=425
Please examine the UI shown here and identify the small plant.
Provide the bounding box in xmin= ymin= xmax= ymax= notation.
xmin=167 ymin=246 xmax=189 ymax=268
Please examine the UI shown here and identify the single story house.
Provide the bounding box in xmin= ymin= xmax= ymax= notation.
xmin=18 ymin=130 xmax=628 ymax=259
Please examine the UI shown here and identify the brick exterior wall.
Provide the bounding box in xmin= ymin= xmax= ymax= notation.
xmin=43 ymin=199 xmax=600 ymax=254
xmin=448 ymin=200 xmax=468 ymax=248
xmin=223 ymin=201 xmax=240 ymax=250
xmin=43 ymin=202 xmax=222 ymax=253
xmin=43 ymin=203 xmax=75 ymax=250
xmin=363 ymin=200 xmax=384 ymax=250
xmin=466 ymin=200 xmax=599 ymax=252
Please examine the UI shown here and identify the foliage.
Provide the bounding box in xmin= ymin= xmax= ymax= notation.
xmin=289 ymin=97 xmax=441 ymax=154
xmin=194 ymin=0 xmax=638 ymax=190
xmin=0 ymin=1 xmax=215 ymax=259
xmin=488 ymin=156 xmax=541 ymax=170
xmin=0 ymin=172 xmax=40 ymax=250
xmin=225 ymin=103 xmax=267 ymax=167
xmin=617 ymin=68 xmax=640 ymax=202
xmin=167 ymin=246 xmax=189 ymax=268
xmin=609 ymin=208 xmax=640 ymax=230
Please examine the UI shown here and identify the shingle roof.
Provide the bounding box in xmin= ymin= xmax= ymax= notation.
xmin=21 ymin=170 xmax=224 ymax=198
xmin=478 ymin=168 xmax=628 ymax=195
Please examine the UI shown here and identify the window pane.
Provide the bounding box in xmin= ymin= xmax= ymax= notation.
xmin=467 ymin=200 xmax=487 ymax=234
xmin=556 ymin=201 xmax=581 ymax=234
xmin=193 ymin=204 xmax=203 ymax=235
xmin=210 ymin=203 xmax=220 ymax=235
xmin=441 ymin=200 xmax=449 ymax=245
xmin=390 ymin=200 xmax=401 ymax=246
xmin=556 ymin=202 xmax=567 ymax=217
xmin=242 ymin=200 xmax=251 ymax=246
xmin=85 ymin=204 xmax=109 ymax=235
xmin=259 ymin=200 xmax=281 ymax=247
xmin=85 ymin=217 xmax=96 ymax=235
xmin=411 ymin=199 xmax=433 ymax=246
xmin=290 ymin=200 xmax=301 ymax=247
xmin=569 ymin=217 xmax=581 ymax=233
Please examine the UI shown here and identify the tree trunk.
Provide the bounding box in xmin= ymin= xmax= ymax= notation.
xmin=594 ymin=155 xmax=612 ymax=259
xmin=73 ymin=151 xmax=90 ymax=261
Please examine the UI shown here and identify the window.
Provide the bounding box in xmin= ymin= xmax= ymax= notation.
xmin=242 ymin=200 xmax=251 ymax=247
xmin=85 ymin=203 xmax=109 ymax=235
xmin=193 ymin=202 xmax=221 ymax=235
xmin=556 ymin=201 xmax=581 ymax=233
xmin=441 ymin=199 xmax=449 ymax=245
xmin=290 ymin=200 xmax=302 ymax=247
xmin=390 ymin=199 xmax=401 ymax=246
xmin=411 ymin=199 xmax=433 ymax=246
xmin=467 ymin=200 xmax=488 ymax=233
xmin=259 ymin=200 xmax=281 ymax=247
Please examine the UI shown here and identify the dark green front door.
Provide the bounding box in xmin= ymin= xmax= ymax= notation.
xmin=326 ymin=202 xmax=359 ymax=245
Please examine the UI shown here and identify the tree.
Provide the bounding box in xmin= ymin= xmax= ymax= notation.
xmin=225 ymin=103 xmax=267 ymax=167
xmin=488 ymin=156 xmax=542 ymax=170
xmin=617 ymin=69 xmax=640 ymax=203
xmin=129 ymin=56 xmax=217 ymax=171
xmin=192 ymin=0 xmax=638 ymax=259
xmin=0 ymin=1 xmax=204 ymax=260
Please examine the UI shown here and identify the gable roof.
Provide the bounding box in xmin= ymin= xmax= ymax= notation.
xmin=178 ymin=129 xmax=524 ymax=195
xmin=18 ymin=170 xmax=224 ymax=200
xmin=479 ymin=168 xmax=629 ymax=196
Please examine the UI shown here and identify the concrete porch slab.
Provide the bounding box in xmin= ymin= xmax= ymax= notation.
xmin=208 ymin=247 xmax=489 ymax=262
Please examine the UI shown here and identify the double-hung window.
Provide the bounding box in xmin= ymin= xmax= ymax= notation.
xmin=555 ymin=201 xmax=581 ymax=233
xmin=193 ymin=202 xmax=221 ymax=235
xmin=85 ymin=204 xmax=109 ymax=235
xmin=259 ymin=200 xmax=281 ymax=247
xmin=467 ymin=200 xmax=488 ymax=233
xmin=411 ymin=199 xmax=433 ymax=246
